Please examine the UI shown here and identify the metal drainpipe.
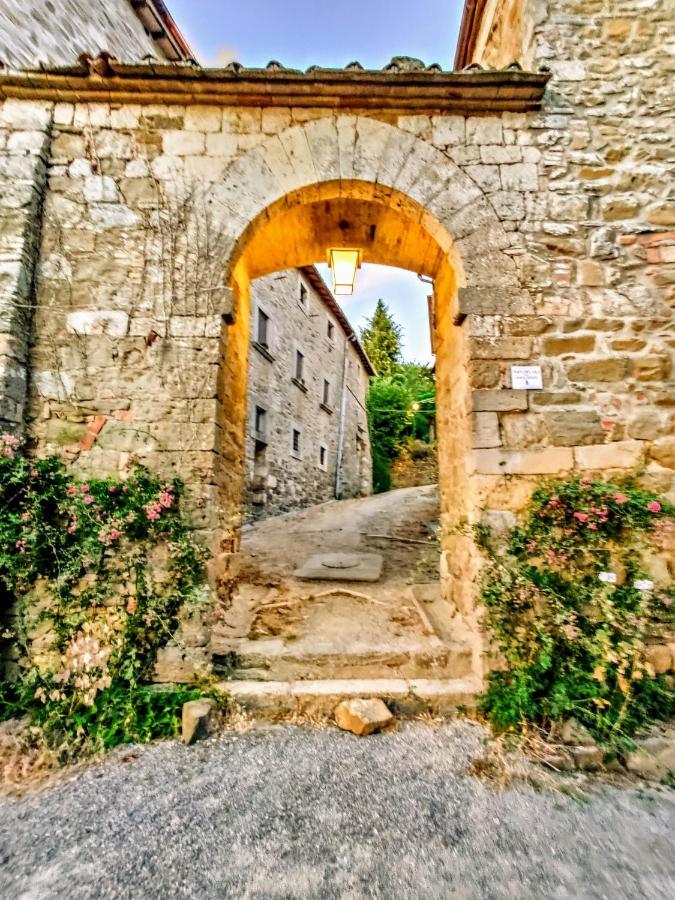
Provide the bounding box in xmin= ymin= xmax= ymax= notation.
xmin=334 ymin=335 xmax=352 ymax=499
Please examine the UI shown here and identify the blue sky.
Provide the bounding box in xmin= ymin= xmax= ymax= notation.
xmin=168 ymin=1 xmax=464 ymax=363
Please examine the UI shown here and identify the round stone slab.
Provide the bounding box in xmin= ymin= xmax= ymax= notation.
xmin=294 ymin=552 xmax=384 ymax=582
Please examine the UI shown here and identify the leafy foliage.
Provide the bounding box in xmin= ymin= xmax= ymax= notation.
xmin=366 ymin=362 xmax=436 ymax=492
xmin=0 ymin=433 xmax=214 ymax=757
xmin=360 ymin=299 xmax=403 ymax=377
xmin=479 ymin=476 xmax=675 ymax=747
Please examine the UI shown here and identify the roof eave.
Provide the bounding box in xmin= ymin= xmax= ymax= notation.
xmin=0 ymin=60 xmax=550 ymax=112
xmin=299 ymin=267 xmax=376 ymax=377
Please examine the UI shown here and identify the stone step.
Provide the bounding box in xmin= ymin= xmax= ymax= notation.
xmin=213 ymin=634 xmax=475 ymax=682
xmin=218 ymin=676 xmax=482 ymax=718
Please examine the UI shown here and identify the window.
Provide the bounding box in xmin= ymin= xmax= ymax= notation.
xmin=319 ymin=445 xmax=327 ymax=470
xmin=322 ymin=378 xmax=330 ymax=406
xmin=257 ymin=308 xmax=269 ymax=347
xmin=327 ymin=320 xmax=335 ymax=342
xmin=299 ymin=283 xmax=308 ymax=307
xmin=292 ymin=428 xmax=301 ymax=456
xmin=254 ymin=405 xmax=266 ymax=437
xmin=295 ymin=349 xmax=304 ymax=381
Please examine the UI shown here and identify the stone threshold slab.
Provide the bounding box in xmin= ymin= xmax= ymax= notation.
xmin=220 ymin=676 xmax=482 ymax=717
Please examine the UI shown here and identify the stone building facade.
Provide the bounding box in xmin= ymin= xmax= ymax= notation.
xmin=0 ymin=0 xmax=673 ymax=679
xmin=245 ymin=266 xmax=372 ymax=522
xmin=0 ymin=0 xmax=192 ymax=68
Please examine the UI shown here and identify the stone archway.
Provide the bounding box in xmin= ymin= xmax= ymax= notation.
xmin=207 ymin=115 xmax=524 ymax=653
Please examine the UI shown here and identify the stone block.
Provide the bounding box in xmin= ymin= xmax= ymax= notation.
xmin=624 ymin=736 xmax=675 ymax=781
xmin=574 ymin=440 xmax=643 ymax=470
xmin=83 ymin=175 xmax=118 ymax=203
xmin=261 ymin=108 xmax=292 ymax=134
xmin=89 ymin=203 xmax=139 ymax=229
xmin=431 ymin=115 xmax=465 ymax=145
xmin=472 ymin=390 xmax=527 ymax=412
xmin=153 ymin=646 xmax=196 ymax=683
xmin=480 ymin=145 xmax=521 ymax=165
xmin=465 ymin=164 xmax=501 ymax=192
xmin=500 ymin=163 xmax=538 ymax=191
xmin=544 ymin=411 xmax=604 ymax=447
xmin=458 ymin=287 xmax=533 ymax=316
xmin=543 ymin=335 xmax=595 ymax=355
xmin=184 ymin=106 xmax=222 ymax=132
xmin=566 ymin=358 xmax=628 ymax=382
xmin=66 ymin=310 xmax=129 ymax=337
xmin=334 ymin=698 xmax=393 ymax=736
xmin=0 ymin=100 xmax=52 ymax=130
xmin=489 ymin=191 xmax=525 ymax=220
xmin=471 ymin=337 xmax=532 ymax=360
xmin=629 ymin=356 xmax=670 ymax=382
xmin=472 ymin=412 xmax=501 ymax=449
xmin=471 ymin=447 xmax=574 ymax=475
xmin=162 ymin=130 xmax=206 ymax=156
xmin=649 ymin=438 xmax=675 ymax=470
xmin=466 ymin=117 xmax=503 ymax=145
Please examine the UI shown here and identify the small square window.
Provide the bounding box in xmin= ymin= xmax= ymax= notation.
xmin=295 ymin=349 xmax=304 ymax=381
xmin=292 ymin=428 xmax=301 ymax=455
xmin=299 ymin=283 xmax=308 ymax=307
xmin=322 ymin=378 xmax=330 ymax=405
xmin=257 ymin=308 xmax=269 ymax=347
xmin=319 ymin=445 xmax=327 ymax=469
xmin=327 ymin=320 xmax=335 ymax=341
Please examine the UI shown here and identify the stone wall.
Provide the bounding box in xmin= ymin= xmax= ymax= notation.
xmin=463 ymin=0 xmax=674 ymax=524
xmin=0 ymin=100 xmax=52 ymax=433
xmin=245 ymin=268 xmax=371 ymax=522
xmin=0 ymin=0 xmax=159 ymax=68
xmin=0 ymin=0 xmax=671 ymax=657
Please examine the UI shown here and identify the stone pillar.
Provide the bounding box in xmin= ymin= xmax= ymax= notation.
xmin=0 ymin=100 xmax=53 ymax=433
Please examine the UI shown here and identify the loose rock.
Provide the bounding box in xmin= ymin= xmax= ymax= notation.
xmin=182 ymin=698 xmax=216 ymax=745
xmin=334 ymin=698 xmax=393 ymax=736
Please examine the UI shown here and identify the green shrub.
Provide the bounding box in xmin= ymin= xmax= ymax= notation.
xmin=0 ymin=433 xmax=214 ymax=757
xmin=479 ymin=476 xmax=675 ymax=747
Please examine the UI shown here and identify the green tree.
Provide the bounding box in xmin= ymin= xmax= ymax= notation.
xmin=366 ymin=376 xmax=411 ymax=492
xmin=360 ymin=299 xmax=403 ymax=377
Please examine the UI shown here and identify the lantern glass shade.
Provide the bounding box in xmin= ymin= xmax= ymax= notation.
xmin=328 ymin=248 xmax=361 ymax=296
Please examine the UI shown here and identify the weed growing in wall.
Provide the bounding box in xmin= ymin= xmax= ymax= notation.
xmin=479 ymin=476 xmax=675 ymax=748
xmin=0 ymin=433 xmax=215 ymax=759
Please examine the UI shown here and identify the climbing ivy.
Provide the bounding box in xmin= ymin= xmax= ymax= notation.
xmin=0 ymin=433 xmax=213 ymax=757
xmin=478 ymin=476 xmax=675 ymax=747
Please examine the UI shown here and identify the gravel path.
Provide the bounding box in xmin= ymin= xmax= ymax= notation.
xmin=1 ymin=721 xmax=674 ymax=899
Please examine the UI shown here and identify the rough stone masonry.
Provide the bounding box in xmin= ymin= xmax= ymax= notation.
xmin=0 ymin=0 xmax=672 ymax=680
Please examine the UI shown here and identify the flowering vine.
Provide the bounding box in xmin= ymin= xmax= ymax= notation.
xmin=478 ymin=475 xmax=675 ymax=747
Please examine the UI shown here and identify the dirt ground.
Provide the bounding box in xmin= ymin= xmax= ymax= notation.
xmin=213 ymin=486 xmax=472 ymax=680
xmin=239 ymin=484 xmax=441 ymax=585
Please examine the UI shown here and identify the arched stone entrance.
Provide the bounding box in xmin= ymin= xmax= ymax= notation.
xmin=206 ymin=116 xmax=523 ymax=657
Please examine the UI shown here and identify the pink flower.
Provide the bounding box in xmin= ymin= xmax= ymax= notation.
xmin=573 ymin=512 xmax=589 ymax=523
xmin=158 ymin=491 xmax=173 ymax=508
xmin=21 ymin=512 xmax=30 ymax=522
xmin=84 ymin=495 xmax=94 ymax=505
xmin=588 ymin=523 xmax=597 ymax=531
xmin=614 ymin=493 xmax=628 ymax=504
xmin=647 ymin=501 xmax=661 ymax=513
xmin=29 ymin=469 xmax=38 ymax=478
xmin=109 ymin=485 xmax=116 ymax=493
xmin=146 ymin=509 xmax=160 ymax=521
xmin=661 ymin=596 xmax=672 ymax=607
xmin=66 ymin=485 xmax=77 ymax=496
xmin=126 ymin=513 xmax=136 ymax=523
xmin=81 ymin=484 xmax=90 ymax=493
xmin=67 ymin=525 xmax=76 ymax=534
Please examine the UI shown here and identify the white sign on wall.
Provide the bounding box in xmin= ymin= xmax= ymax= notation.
xmin=511 ymin=365 xmax=543 ymax=390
